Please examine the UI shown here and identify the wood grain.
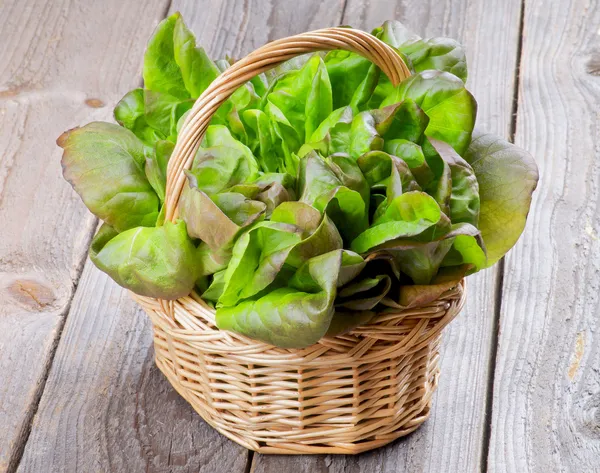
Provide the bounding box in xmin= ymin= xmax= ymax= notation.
xmin=17 ymin=265 xmax=249 ymax=473
xmin=0 ymin=0 xmax=168 ymax=470
xmin=252 ymin=0 xmax=522 ymax=470
xmin=489 ymin=0 xmax=600 ymax=470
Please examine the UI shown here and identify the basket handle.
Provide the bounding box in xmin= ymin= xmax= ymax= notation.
xmin=164 ymin=27 xmax=411 ymax=222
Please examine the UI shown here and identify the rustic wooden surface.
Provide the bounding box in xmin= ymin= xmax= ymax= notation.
xmin=0 ymin=0 xmax=167 ymax=470
xmin=0 ymin=0 xmax=596 ymax=472
xmin=488 ymin=0 xmax=600 ymax=471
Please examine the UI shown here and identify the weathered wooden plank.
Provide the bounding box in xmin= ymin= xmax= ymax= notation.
xmin=488 ymin=0 xmax=600 ymax=471
xmin=17 ymin=265 xmax=249 ymax=473
xmin=252 ymin=0 xmax=522 ymax=471
xmin=15 ymin=0 xmax=350 ymax=471
xmin=0 ymin=0 xmax=168 ymax=470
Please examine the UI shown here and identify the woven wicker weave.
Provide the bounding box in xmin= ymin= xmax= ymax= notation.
xmin=133 ymin=27 xmax=467 ymax=455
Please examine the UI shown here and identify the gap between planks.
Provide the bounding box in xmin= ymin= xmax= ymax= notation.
xmin=480 ymin=0 xmax=527 ymax=470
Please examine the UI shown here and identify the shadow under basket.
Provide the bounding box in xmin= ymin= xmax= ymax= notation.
xmin=132 ymin=280 xmax=466 ymax=455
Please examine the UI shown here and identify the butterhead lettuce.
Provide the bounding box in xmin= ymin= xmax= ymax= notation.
xmin=59 ymin=14 xmax=538 ymax=347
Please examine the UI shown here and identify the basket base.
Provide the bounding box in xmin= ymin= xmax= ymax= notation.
xmin=154 ymin=354 xmax=437 ymax=455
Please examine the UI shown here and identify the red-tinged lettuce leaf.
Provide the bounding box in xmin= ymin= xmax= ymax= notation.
xmin=179 ymin=175 xmax=266 ymax=253
xmin=326 ymin=154 xmax=371 ymax=205
xmin=464 ymin=131 xmax=539 ymax=267
xmin=429 ymin=137 xmax=480 ymax=226
xmin=325 ymin=310 xmax=376 ymax=337
xmin=255 ymin=182 xmax=292 ymax=217
xmin=368 ymin=222 xmax=485 ymax=285
xmin=336 ymin=274 xmax=392 ymax=311
xmin=90 ymin=220 xmax=199 ymax=299
xmin=59 ymin=122 xmax=159 ymax=232
xmin=373 ymin=240 xmax=454 ymax=285
xmin=387 ymin=265 xmax=468 ymax=309
xmin=381 ymin=70 xmax=476 ymax=157
xmin=217 ymin=249 xmax=350 ymax=348
xmin=272 ymin=203 xmax=343 ymax=269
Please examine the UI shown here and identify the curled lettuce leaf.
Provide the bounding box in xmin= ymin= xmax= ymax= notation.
xmin=351 ymin=191 xmax=443 ymax=254
xmin=298 ymin=152 xmax=369 ymax=242
xmin=217 ymin=249 xmax=361 ymax=348
xmin=90 ymin=220 xmax=199 ymax=299
xmin=381 ymin=70 xmax=476 ymax=156
xmin=429 ymin=138 xmax=480 ymax=226
xmin=217 ymin=203 xmax=342 ymax=309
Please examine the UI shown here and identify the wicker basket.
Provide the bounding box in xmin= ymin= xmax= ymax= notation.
xmin=133 ymin=27 xmax=467 ymax=455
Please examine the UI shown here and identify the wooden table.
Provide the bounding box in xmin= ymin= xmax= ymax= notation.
xmin=1 ymin=0 xmax=598 ymax=471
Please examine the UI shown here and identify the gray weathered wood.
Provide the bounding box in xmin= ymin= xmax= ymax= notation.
xmin=488 ymin=0 xmax=600 ymax=471
xmin=17 ymin=265 xmax=249 ymax=473
xmin=252 ymin=0 xmax=522 ymax=471
xmin=0 ymin=0 xmax=168 ymax=470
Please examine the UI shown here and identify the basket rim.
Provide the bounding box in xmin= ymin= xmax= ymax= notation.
xmin=132 ymin=279 xmax=466 ymax=357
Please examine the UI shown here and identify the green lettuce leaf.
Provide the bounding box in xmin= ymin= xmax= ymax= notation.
xmin=217 ymin=249 xmax=348 ymax=348
xmin=114 ymin=89 xmax=165 ymax=146
xmin=145 ymin=140 xmax=173 ymax=203
xmin=381 ymin=70 xmax=477 ymax=156
xmin=464 ymin=131 xmax=539 ymax=266
xmin=90 ymin=220 xmax=199 ymax=299
xmin=267 ymin=54 xmax=332 ymax=142
xmin=351 ymin=191 xmax=442 ymax=254
xmin=298 ymin=152 xmax=369 ymax=241
xmin=429 ymin=137 xmax=480 ymax=226
xmin=189 ymin=125 xmax=259 ymax=194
